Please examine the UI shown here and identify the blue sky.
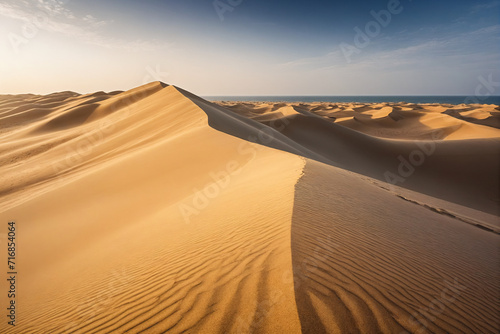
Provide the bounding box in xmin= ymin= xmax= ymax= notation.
xmin=0 ymin=0 xmax=499 ymax=95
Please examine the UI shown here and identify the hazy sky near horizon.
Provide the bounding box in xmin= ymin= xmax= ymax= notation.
xmin=0 ymin=0 xmax=499 ymax=95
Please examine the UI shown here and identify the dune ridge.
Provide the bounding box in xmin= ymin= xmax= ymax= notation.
xmin=0 ymin=82 xmax=499 ymax=333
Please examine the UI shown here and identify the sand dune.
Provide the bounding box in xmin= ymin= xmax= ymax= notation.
xmin=218 ymin=101 xmax=500 ymax=216
xmin=218 ymin=101 xmax=500 ymax=140
xmin=292 ymin=160 xmax=499 ymax=333
xmin=0 ymin=83 xmax=499 ymax=333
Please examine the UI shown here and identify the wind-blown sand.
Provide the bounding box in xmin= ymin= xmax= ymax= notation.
xmin=0 ymin=82 xmax=499 ymax=333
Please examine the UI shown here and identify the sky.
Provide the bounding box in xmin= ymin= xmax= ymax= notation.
xmin=0 ymin=0 xmax=499 ymax=95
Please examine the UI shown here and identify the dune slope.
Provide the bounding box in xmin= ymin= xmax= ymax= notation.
xmin=291 ymin=160 xmax=500 ymax=333
xmin=0 ymin=83 xmax=304 ymax=333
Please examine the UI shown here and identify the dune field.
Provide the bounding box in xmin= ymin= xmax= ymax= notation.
xmin=0 ymin=82 xmax=499 ymax=333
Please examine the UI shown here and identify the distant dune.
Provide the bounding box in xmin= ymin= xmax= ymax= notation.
xmin=0 ymin=82 xmax=499 ymax=333
xmin=217 ymin=100 xmax=500 ymax=217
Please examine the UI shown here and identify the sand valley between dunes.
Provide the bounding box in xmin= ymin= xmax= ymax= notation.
xmin=0 ymin=82 xmax=499 ymax=333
